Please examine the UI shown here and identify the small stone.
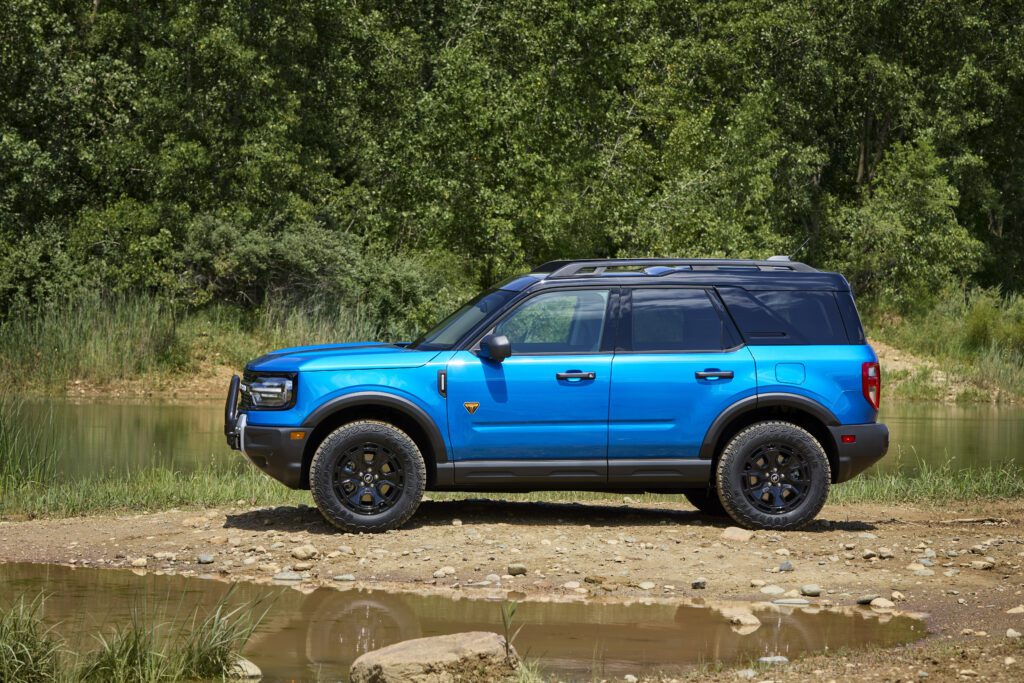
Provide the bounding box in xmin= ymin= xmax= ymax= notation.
xmin=507 ymin=563 xmax=528 ymax=576
xmin=294 ymin=561 xmax=313 ymax=571
xmin=636 ymin=581 xmax=656 ymax=590
xmin=291 ymin=544 xmax=319 ymax=561
xmin=878 ymin=547 xmax=894 ymax=559
xmin=1008 ymin=629 xmax=1022 ymax=639
xmin=775 ymin=548 xmax=790 ymax=556
xmin=1005 ymin=657 xmax=1016 ymax=666
xmin=773 ymin=598 xmax=810 ymax=606
xmin=624 ymin=676 xmax=638 ymax=683
xmin=1007 ymin=605 xmax=1024 ymax=614
xmin=913 ymin=568 xmax=935 ymax=577
xmin=891 ymin=591 xmax=906 ymax=601
xmin=485 ymin=574 xmax=502 ymax=583
xmin=452 ymin=519 xmax=463 ymax=526
xmin=691 ymin=577 xmax=707 ymax=590
xmin=758 ymin=655 xmax=789 ymax=665
xmin=333 ymin=574 xmax=356 ymax=582
xmin=721 ymin=527 xmax=754 ymax=542
xmin=130 ymin=558 xmax=147 ymax=568
xmin=338 ymin=545 xmax=355 ymax=555
xmin=562 ymin=581 xmax=581 ymax=590
xmin=856 ymin=594 xmax=880 ymax=605
xmin=736 ymin=669 xmax=757 ymax=679
xmin=227 ymin=656 xmax=262 ymax=680
xmin=197 ymin=554 xmax=214 ymax=565
xmin=760 ymin=585 xmax=785 ymax=596
xmin=970 ymin=560 xmax=994 ymax=570
xmin=862 ymin=549 xmax=877 ymax=559
xmin=272 ymin=571 xmax=302 ymax=582
xmin=750 ymin=579 xmax=766 ymax=587
xmin=778 ymin=560 xmax=794 ymax=572
xmin=800 ymin=584 xmax=821 ymax=597
xmin=870 ymin=597 xmax=896 ymax=609
xmin=958 ymin=670 xmax=978 ymax=677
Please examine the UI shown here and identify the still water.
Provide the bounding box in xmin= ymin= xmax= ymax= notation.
xmin=0 ymin=562 xmax=924 ymax=681
xmin=21 ymin=398 xmax=1024 ymax=476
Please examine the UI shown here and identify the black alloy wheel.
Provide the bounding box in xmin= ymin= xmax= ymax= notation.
xmin=310 ymin=420 xmax=426 ymax=533
xmin=716 ymin=421 xmax=830 ymax=530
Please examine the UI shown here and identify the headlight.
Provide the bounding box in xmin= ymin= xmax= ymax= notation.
xmin=242 ymin=374 xmax=295 ymax=409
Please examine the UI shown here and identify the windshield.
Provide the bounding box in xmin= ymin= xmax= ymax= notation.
xmin=410 ymin=288 xmax=517 ymax=350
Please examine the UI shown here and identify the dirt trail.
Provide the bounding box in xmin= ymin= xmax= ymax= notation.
xmin=2 ymin=499 xmax=1023 ymax=680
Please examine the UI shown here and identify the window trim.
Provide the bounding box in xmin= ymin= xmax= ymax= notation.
xmin=617 ymin=285 xmax=745 ymax=355
xmin=467 ymin=286 xmax=620 ymax=357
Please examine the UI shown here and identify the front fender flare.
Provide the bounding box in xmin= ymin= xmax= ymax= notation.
xmin=301 ymin=391 xmax=448 ymax=465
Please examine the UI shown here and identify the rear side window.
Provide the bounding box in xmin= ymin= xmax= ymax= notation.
xmin=629 ymin=288 xmax=734 ymax=351
xmin=718 ymin=287 xmax=849 ymax=345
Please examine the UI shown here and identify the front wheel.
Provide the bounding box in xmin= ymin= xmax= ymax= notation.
xmin=309 ymin=420 xmax=426 ymax=533
xmin=716 ymin=421 xmax=830 ymax=531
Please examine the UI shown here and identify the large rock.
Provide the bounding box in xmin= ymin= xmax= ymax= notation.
xmin=349 ymin=632 xmax=519 ymax=683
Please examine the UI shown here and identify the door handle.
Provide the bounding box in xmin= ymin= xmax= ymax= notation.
xmin=695 ymin=370 xmax=734 ymax=380
xmin=556 ymin=371 xmax=596 ymax=381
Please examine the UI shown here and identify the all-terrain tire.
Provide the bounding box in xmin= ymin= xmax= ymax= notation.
xmin=683 ymin=489 xmax=728 ymax=517
xmin=716 ymin=421 xmax=831 ymax=531
xmin=309 ymin=420 xmax=426 ymax=533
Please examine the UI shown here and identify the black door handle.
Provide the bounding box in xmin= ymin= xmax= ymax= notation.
xmin=695 ymin=370 xmax=734 ymax=380
xmin=556 ymin=371 xmax=596 ymax=380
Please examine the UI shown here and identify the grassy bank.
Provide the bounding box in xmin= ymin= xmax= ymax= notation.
xmin=0 ymin=593 xmax=260 ymax=682
xmin=870 ymin=287 xmax=1024 ymax=402
xmin=0 ymin=295 xmax=380 ymax=393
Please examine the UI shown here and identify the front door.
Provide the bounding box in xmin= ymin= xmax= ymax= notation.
xmin=446 ymin=288 xmax=616 ymax=484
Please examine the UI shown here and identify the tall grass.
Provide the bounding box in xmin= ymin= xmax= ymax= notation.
xmin=871 ymin=286 xmax=1024 ymax=400
xmin=0 ymin=595 xmax=65 ymax=682
xmin=0 ymin=394 xmax=59 ymax=497
xmin=1 ymin=593 xmax=261 ymax=683
xmin=0 ymin=295 xmax=382 ymax=393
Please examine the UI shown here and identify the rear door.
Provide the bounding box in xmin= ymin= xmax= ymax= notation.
xmin=608 ymin=287 xmax=757 ymax=481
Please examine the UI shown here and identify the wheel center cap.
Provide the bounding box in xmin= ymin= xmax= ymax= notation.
xmin=769 ymin=473 xmax=781 ymax=484
xmin=362 ymin=473 xmax=373 ymax=484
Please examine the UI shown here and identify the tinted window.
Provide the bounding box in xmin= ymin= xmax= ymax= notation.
xmin=495 ymin=289 xmax=610 ymax=353
xmin=630 ymin=289 xmax=730 ymax=351
xmin=718 ymin=287 xmax=848 ymax=345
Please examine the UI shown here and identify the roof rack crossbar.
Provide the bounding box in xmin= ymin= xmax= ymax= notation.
xmin=536 ymin=258 xmax=817 ymax=279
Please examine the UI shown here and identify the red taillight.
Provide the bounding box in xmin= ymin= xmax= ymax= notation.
xmin=862 ymin=361 xmax=881 ymax=410
xmin=841 ymin=434 xmax=857 ymax=444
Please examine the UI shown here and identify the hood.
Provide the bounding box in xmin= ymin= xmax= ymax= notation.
xmin=246 ymin=342 xmax=441 ymax=373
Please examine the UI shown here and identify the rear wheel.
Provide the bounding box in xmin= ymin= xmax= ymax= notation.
xmin=683 ymin=489 xmax=728 ymax=517
xmin=309 ymin=420 xmax=426 ymax=533
xmin=716 ymin=421 xmax=830 ymax=530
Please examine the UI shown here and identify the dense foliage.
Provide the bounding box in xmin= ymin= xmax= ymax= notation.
xmin=1 ymin=0 xmax=1022 ymax=323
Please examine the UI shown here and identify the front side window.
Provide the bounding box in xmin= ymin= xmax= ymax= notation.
xmin=494 ymin=289 xmax=611 ymax=354
xmin=411 ymin=288 xmax=517 ymax=350
xmin=630 ymin=288 xmax=731 ymax=351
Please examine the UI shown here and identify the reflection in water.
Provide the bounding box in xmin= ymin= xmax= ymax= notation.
xmin=20 ymin=398 xmax=1024 ymax=478
xmin=0 ymin=563 xmax=924 ymax=682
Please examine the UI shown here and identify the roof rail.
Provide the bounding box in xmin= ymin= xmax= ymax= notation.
xmin=533 ymin=257 xmax=817 ymax=279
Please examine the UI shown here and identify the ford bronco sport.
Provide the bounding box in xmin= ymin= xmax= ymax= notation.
xmin=225 ymin=258 xmax=887 ymax=531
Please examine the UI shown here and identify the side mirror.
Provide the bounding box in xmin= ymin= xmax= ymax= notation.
xmin=478 ymin=334 xmax=511 ymax=363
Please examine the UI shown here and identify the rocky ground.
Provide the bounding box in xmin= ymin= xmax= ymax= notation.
xmin=2 ymin=498 xmax=1023 ymax=681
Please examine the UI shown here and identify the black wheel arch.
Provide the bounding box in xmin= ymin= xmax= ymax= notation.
xmin=699 ymin=393 xmax=841 ymax=483
xmin=300 ymin=392 xmax=447 ymax=489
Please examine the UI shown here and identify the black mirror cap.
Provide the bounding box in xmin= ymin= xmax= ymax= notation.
xmin=479 ymin=334 xmax=512 ymax=363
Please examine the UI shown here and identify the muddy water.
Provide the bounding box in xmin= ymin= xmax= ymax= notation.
xmin=0 ymin=562 xmax=924 ymax=681
xmin=21 ymin=398 xmax=1024 ymax=477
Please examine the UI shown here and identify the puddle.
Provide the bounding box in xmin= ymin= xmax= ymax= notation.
xmin=0 ymin=562 xmax=925 ymax=681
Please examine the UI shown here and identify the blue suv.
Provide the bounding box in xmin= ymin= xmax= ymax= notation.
xmin=225 ymin=258 xmax=887 ymax=531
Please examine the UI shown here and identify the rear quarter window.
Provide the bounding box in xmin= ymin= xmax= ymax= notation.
xmin=718 ymin=288 xmax=850 ymax=345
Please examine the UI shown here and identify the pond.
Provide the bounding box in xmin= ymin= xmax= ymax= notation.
xmin=0 ymin=562 xmax=924 ymax=682
xmin=19 ymin=398 xmax=1024 ymax=477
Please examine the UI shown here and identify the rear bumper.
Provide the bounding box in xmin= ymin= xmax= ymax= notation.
xmin=225 ymin=376 xmax=307 ymax=489
xmin=829 ymin=423 xmax=889 ymax=483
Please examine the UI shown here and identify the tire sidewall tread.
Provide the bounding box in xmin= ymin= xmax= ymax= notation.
xmin=716 ymin=420 xmax=831 ymax=531
xmin=309 ymin=420 xmax=426 ymax=533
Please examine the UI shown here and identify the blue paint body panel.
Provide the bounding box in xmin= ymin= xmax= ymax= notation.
xmin=609 ymin=348 xmax=758 ymax=459
xmin=445 ymin=351 xmax=612 ymax=461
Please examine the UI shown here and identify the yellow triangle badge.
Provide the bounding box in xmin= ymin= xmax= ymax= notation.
xmin=463 ymin=402 xmax=480 ymax=415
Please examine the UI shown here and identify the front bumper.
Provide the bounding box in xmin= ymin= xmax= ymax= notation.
xmin=828 ymin=422 xmax=889 ymax=483
xmin=225 ymin=375 xmax=307 ymax=489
